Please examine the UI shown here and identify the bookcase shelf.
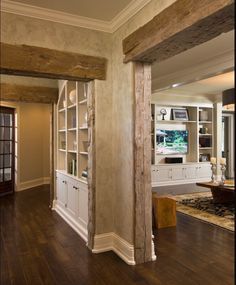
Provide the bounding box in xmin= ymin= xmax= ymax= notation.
xmin=151 ymin=104 xmax=214 ymax=165
xmin=57 ymin=81 xmax=89 ymax=180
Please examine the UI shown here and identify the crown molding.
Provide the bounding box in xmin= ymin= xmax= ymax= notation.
xmin=111 ymin=0 xmax=151 ymax=32
xmin=1 ymin=0 xmax=151 ymax=33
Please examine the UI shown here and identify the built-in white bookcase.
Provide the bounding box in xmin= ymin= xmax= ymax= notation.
xmin=55 ymin=80 xmax=90 ymax=242
xmin=57 ymin=80 xmax=88 ymax=180
xmin=151 ymin=103 xmax=214 ymax=186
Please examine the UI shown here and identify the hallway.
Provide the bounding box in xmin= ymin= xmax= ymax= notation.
xmin=0 ymin=186 xmax=234 ymax=285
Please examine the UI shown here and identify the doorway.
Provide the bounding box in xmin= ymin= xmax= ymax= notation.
xmin=222 ymin=112 xmax=235 ymax=178
xmin=0 ymin=106 xmax=15 ymax=195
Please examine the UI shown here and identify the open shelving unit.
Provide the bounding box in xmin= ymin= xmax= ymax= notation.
xmin=151 ymin=104 xmax=214 ymax=164
xmin=57 ymin=80 xmax=89 ymax=181
xmin=151 ymin=103 xmax=214 ymax=186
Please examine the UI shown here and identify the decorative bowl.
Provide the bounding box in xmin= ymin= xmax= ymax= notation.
xmin=69 ymin=89 xmax=76 ymax=104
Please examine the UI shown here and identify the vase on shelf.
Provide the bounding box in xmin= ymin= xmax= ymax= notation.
xmin=69 ymin=89 xmax=76 ymax=104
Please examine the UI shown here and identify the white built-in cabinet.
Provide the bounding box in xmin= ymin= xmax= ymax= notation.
xmin=151 ymin=103 xmax=214 ymax=186
xmin=54 ymin=80 xmax=89 ymax=242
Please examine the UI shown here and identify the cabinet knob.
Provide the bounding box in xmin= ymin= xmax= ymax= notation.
xmin=73 ymin=186 xmax=78 ymax=190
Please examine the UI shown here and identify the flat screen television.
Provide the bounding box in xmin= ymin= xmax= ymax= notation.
xmin=156 ymin=129 xmax=188 ymax=154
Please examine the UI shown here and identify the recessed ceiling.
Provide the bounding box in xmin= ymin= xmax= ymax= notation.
xmin=9 ymin=0 xmax=133 ymax=21
xmin=154 ymin=71 xmax=234 ymax=102
xmin=152 ymin=30 xmax=235 ymax=92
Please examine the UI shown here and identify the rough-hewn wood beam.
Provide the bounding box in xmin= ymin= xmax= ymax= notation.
xmin=0 ymin=83 xmax=58 ymax=103
xmin=123 ymin=0 xmax=234 ymax=63
xmin=0 ymin=43 xmax=107 ymax=80
xmin=87 ymin=81 xmax=96 ymax=250
xmin=133 ymin=62 xmax=152 ymax=264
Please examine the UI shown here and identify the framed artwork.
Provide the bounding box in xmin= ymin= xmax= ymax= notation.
xmin=199 ymin=153 xmax=210 ymax=162
xmin=171 ymin=108 xmax=189 ymax=121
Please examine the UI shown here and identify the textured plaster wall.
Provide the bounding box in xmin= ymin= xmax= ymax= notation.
xmin=1 ymin=0 xmax=176 ymax=245
xmin=111 ymin=0 xmax=176 ymax=243
xmin=1 ymin=12 xmax=114 ymax=234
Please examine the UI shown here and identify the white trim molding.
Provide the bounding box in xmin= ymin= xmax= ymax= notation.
xmin=19 ymin=176 xmax=50 ymax=191
xmin=1 ymin=0 xmax=151 ymax=33
xmin=93 ymin=233 xmax=136 ymax=265
xmin=53 ymin=200 xmax=88 ymax=242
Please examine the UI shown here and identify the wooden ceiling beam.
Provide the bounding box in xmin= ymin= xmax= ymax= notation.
xmin=123 ymin=0 xmax=234 ymax=63
xmin=0 ymin=43 xmax=107 ymax=81
xmin=0 ymin=83 xmax=58 ymax=104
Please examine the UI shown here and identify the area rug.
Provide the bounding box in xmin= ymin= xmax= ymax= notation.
xmin=174 ymin=192 xmax=235 ymax=231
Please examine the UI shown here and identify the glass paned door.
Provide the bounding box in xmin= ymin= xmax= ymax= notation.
xmin=0 ymin=107 xmax=15 ymax=195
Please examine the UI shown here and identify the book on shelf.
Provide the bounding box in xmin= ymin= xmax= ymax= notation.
xmin=69 ymin=159 xmax=77 ymax=176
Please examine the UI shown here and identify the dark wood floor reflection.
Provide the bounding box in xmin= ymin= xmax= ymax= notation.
xmin=0 ymin=186 xmax=234 ymax=285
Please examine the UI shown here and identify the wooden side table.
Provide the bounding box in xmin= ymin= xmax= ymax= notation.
xmin=196 ymin=182 xmax=235 ymax=204
xmin=152 ymin=194 xmax=176 ymax=229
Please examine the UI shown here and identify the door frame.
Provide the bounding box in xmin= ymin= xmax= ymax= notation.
xmin=0 ymin=106 xmax=16 ymax=195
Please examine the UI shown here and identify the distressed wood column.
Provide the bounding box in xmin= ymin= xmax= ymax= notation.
xmin=133 ymin=62 xmax=152 ymax=264
xmin=87 ymin=81 xmax=96 ymax=250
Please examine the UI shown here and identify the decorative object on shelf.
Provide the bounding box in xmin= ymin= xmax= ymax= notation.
xmin=210 ymin=157 xmax=217 ymax=184
xmin=81 ymin=167 xmax=88 ymax=178
xmin=199 ymin=126 xmax=208 ymax=134
xmin=199 ymin=153 xmax=210 ymax=162
xmin=69 ymin=159 xmax=77 ymax=176
xmin=171 ymin=108 xmax=189 ymax=121
xmin=63 ymin=100 xmax=66 ymax=108
xmin=160 ymin=108 xmax=167 ymax=120
xmin=199 ymin=110 xmax=208 ymax=121
xmin=84 ymin=112 xmax=88 ymax=123
xmin=73 ymin=141 xmax=77 ymax=150
xmin=220 ymin=157 xmax=226 ymax=185
xmin=69 ymin=89 xmax=76 ymax=104
xmin=199 ymin=137 xmax=211 ymax=147
xmin=84 ymin=83 xmax=88 ymax=98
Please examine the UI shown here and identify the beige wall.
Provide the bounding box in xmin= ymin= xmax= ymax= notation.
xmin=111 ymin=0 xmax=176 ymax=243
xmin=1 ymin=11 xmax=114 ymax=233
xmin=1 ymin=0 xmax=176 ymax=244
xmin=19 ymin=103 xmax=51 ymax=183
xmin=0 ymin=100 xmax=51 ymax=189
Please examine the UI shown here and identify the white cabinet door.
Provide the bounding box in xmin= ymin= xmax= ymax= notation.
xmin=78 ymin=184 xmax=88 ymax=225
xmin=172 ymin=167 xmax=185 ymax=180
xmin=155 ymin=167 xmax=171 ymax=182
xmin=67 ymin=180 xmax=79 ymax=218
xmin=56 ymin=175 xmax=67 ymax=207
xmin=197 ymin=164 xmax=211 ymax=179
xmin=185 ymin=166 xmax=198 ymax=179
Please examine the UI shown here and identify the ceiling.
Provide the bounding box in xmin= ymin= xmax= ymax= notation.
xmin=1 ymin=0 xmax=151 ymax=32
xmin=9 ymin=0 xmax=133 ymax=21
xmin=153 ymin=71 xmax=234 ymax=102
xmin=152 ymin=30 xmax=235 ymax=92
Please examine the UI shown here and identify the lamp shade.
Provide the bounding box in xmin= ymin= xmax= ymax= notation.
xmin=222 ymin=88 xmax=235 ymax=106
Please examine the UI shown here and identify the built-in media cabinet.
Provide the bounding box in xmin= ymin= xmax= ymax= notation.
xmin=151 ymin=104 xmax=213 ymax=186
xmin=54 ymin=80 xmax=89 ymax=242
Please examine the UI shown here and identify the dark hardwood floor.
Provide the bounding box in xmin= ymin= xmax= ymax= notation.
xmin=0 ymin=186 xmax=234 ymax=285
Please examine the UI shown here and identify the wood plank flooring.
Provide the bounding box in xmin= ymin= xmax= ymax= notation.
xmin=0 ymin=186 xmax=234 ymax=285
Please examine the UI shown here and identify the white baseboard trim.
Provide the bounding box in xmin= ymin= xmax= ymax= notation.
xmin=93 ymin=233 xmax=135 ymax=265
xmin=18 ymin=176 xmax=50 ymax=191
xmin=152 ymin=239 xmax=157 ymax=261
xmin=53 ymin=201 xmax=88 ymax=243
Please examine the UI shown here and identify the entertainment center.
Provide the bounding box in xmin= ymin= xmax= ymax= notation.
xmin=151 ymin=103 xmax=213 ymax=186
